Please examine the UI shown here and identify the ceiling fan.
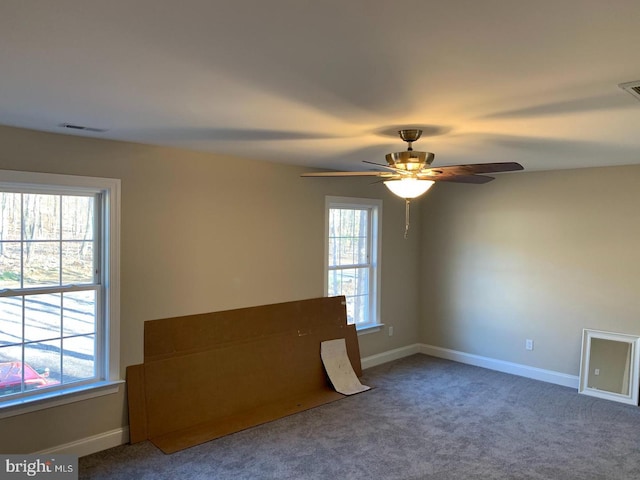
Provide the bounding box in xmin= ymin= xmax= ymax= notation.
xmin=302 ymin=128 xmax=524 ymax=238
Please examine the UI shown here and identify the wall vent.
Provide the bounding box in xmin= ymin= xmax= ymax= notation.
xmin=618 ymin=80 xmax=640 ymax=102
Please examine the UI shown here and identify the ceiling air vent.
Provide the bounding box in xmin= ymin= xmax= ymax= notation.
xmin=618 ymin=80 xmax=640 ymax=102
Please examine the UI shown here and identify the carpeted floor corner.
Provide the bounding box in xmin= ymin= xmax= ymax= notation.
xmin=79 ymin=355 xmax=640 ymax=479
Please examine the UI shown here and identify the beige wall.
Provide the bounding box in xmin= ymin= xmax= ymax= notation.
xmin=420 ymin=165 xmax=640 ymax=375
xmin=0 ymin=125 xmax=422 ymax=453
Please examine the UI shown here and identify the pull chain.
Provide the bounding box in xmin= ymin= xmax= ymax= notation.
xmin=404 ymin=199 xmax=411 ymax=239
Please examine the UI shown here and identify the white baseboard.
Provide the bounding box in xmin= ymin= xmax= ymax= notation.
xmin=419 ymin=343 xmax=579 ymax=389
xmin=36 ymin=427 xmax=129 ymax=457
xmin=361 ymin=343 xmax=422 ymax=370
xmin=361 ymin=342 xmax=578 ymax=389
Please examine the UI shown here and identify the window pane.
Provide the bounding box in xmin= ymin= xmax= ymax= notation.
xmin=24 ymin=294 xmax=61 ymax=342
xmin=0 ymin=345 xmax=22 ymax=364
xmin=0 ymin=297 xmax=22 ymax=347
xmin=328 ymin=267 xmax=369 ymax=325
xmin=328 ymin=236 xmax=338 ymax=266
xmin=328 ymin=208 xmax=369 ymax=266
xmin=62 ymin=334 xmax=95 ymax=383
xmin=63 ymin=290 xmax=96 ymax=336
xmin=62 ymin=241 xmax=94 ymax=284
xmin=24 ymin=340 xmax=60 ymax=387
xmin=328 ymin=269 xmax=341 ymax=297
xmin=0 ymin=192 xmax=21 ymax=241
xmin=23 ymin=194 xmax=60 ymax=241
xmin=350 ymin=287 xmax=370 ymax=326
xmin=62 ymin=196 xmax=94 ymax=241
xmin=23 ymin=241 xmax=60 ymax=287
xmin=0 ymin=346 xmax=25 ymax=396
xmin=0 ymin=241 xmax=21 ymax=289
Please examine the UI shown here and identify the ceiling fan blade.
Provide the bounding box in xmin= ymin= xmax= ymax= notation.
xmin=301 ymin=171 xmax=389 ymax=177
xmin=422 ymin=174 xmax=495 ymax=184
xmin=369 ymin=177 xmax=401 ymax=185
xmin=362 ymin=159 xmax=414 ymax=175
xmin=362 ymin=160 xmax=396 ymax=170
xmin=362 ymin=160 xmax=391 ymax=168
xmin=423 ymin=162 xmax=523 ymax=176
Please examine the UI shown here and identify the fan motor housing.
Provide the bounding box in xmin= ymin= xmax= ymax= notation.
xmin=385 ymin=151 xmax=435 ymax=171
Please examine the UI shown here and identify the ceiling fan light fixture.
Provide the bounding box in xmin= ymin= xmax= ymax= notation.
xmin=300 ymin=127 xmax=523 ymax=238
xmin=384 ymin=178 xmax=434 ymax=199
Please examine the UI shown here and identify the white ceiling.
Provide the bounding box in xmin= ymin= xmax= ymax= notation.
xmin=2 ymin=0 xmax=640 ymax=172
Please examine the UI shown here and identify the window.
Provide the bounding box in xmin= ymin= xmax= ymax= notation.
xmin=325 ymin=196 xmax=381 ymax=331
xmin=0 ymin=170 xmax=120 ymax=415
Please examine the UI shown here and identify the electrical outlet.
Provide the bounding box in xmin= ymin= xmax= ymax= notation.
xmin=525 ymin=339 xmax=534 ymax=351
xmin=388 ymin=326 xmax=394 ymax=337
xmin=594 ymin=368 xmax=600 ymax=375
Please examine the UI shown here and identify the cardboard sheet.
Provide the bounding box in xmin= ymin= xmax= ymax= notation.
xmin=321 ymin=338 xmax=371 ymax=395
xmin=127 ymin=296 xmax=364 ymax=454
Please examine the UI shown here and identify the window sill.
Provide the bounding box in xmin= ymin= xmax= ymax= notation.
xmin=0 ymin=380 xmax=124 ymax=419
xmin=356 ymin=323 xmax=384 ymax=336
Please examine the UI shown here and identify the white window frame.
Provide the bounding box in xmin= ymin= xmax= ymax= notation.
xmin=0 ymin=170 xmax=122 ymax=418
xmin=325 ymin=196 xmax=382 ymax=333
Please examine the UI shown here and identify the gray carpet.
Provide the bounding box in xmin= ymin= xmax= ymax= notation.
xmin=80 ymin=355 xmax=640 ymax=479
